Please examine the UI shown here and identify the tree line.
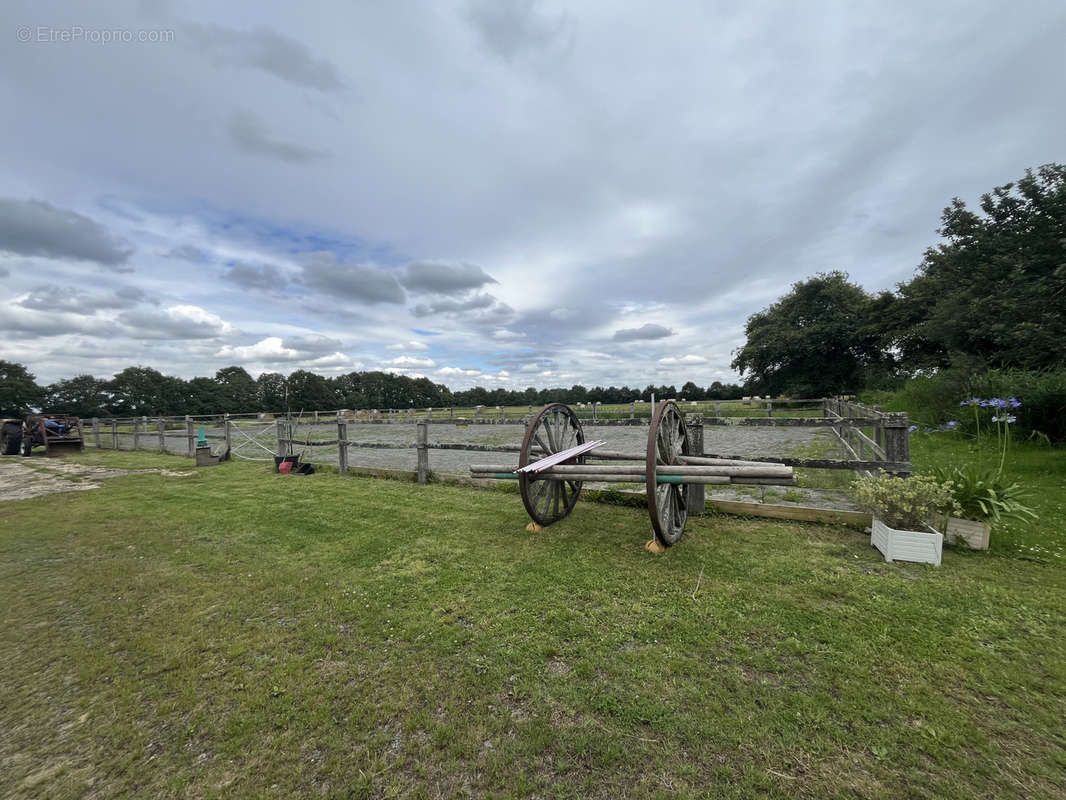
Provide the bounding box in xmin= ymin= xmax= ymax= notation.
xmin=0 ymin=361 xmax=746 ymax=418
xmin=731 ymin=164 xmax=1066 ymax=397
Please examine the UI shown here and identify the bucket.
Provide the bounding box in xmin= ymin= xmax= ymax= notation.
xmin=274 ymin=454 xmax=300 ymax=473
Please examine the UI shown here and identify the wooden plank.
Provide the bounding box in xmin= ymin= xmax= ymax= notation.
xmin=471 ymin=464 xmax=793 ymax=478
xmin=516 ymin=440 xmax=607 ymax=473
xmin=734 ymin=417 xmax=883 ymax=427
xmin=852 ymin=427 xmax=887 ymax=460
xmin=681 ymin=454 xmax=792 ymax=467
xmin=416 ymin=421 xmax=429 ymax=484
xmin=706 ymin=499 xmax=871 ymax=528
xmin=698 ymin=452 xmax=909 ymax=471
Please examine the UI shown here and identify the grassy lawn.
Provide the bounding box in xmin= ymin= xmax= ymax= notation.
xmin=2 ymin=446 xmax=1065 ymax=798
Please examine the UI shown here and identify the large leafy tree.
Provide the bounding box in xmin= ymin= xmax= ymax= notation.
xmin=214 ymin=366 xmax=258 ymax=413
xmin=0 ymin=361 xmax=43 ymax=416
xmin=286 ymin=369 xmax=336 ymax=412
xmin=681 ymin=381 xmax=704 ymax=400
xmin=44 ymin=375 xmax=110 ymax=417
xmin=256 ymin=372 xmax=288 ymax=412
xmin=107 ymin=367 xmax=175 ymax=416
xmin=731 ymin=272 xmax=885 ymax=397
xmin=889 ymin=163 xmax=1066 ymax=371
xmin=185 ymin=377 xmax=224 ymax=415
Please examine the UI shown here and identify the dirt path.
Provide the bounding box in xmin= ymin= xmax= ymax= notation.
xmin=0 ymin=459 xmax=192 ymax=502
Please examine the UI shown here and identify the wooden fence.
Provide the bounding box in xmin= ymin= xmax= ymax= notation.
xmin=86 ymin=397 xmax=909 ymax=482
xmin=82 ymin=398 xmax=907 ymax=527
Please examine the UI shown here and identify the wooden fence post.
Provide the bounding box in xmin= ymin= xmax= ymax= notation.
xmin=416 ymin=421 xmax=429 ymax=484
xmin=630 ymin=401 xmax=635 ymax=420
xmin=224 ymin=415 xmax=233 ymax=456
xmin=767 ymin=399 xmax=773 ymax=418
xmin=111 ymin=419 xmax=118 ymax=450
xmin=689 ymin=414 xmax=705 ymax=514
xmin=337 ymin=420 xmax=349 ymax=474
xmin=92 ymin=417 xmax=100 ymax=448
xmin=276 ymin=419 xmax=286 ymax=456
xmin=449 ymin=407 xmax=454 ymax=421
xmin=158 ymin=417 xmax=165 ymax=452
xmin=882 ymin=413 xmax=911 ymax=476
xmin=185 ymin=416 xmax=194 ymax=457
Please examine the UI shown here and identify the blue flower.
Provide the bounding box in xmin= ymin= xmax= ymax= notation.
xmin=946 ymin=420 xmax=959 ymax=428
xmin=1008 ymin=397 xmax=1022 ymax=408
xmin=1006 ymin=415 xmax=1016 ymax=424
xmin=908 ymin=425 xmax=918 ymax=433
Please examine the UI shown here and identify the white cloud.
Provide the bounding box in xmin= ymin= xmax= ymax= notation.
xmin=216 ymin=336 xmax=353 ymax=368
xmin=386 ymin=355 xmax=437 ymax=368
xmin=658 ymin=354 xmax=708 ymax=366
xmin=119 ymin=304 xmax=235 ymax=340
xmin=385 ymin=340 xmax=429 ymax=351
xmin=438 ymin=366 xmax=482 ymax=376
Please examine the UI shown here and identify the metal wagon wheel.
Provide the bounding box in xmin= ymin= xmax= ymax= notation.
xmin=647 ymin=400 xmax=692 ymax=547
xmin=519 ymin=403 xmax=586 ymax=526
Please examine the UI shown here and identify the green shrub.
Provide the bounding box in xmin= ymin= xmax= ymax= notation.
xmin=863 ymin=368 xmax=1066 ymax=443
xmin=851 ymin=474 xmax=959 ymax=530
xmin=925 ymin=464 xmax=1037 ymax=524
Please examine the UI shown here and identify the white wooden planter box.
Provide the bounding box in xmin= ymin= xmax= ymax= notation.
xmin=944 ymin=517 xmax=991 ymax=550
xmin=871 ymin=518 xmax=943 ymax=566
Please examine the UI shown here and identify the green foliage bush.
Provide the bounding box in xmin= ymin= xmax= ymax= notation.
xmin=925 ymin=464 xmax=1037 ymax=524
xmin=851 ymin=473 xmax=959 ymax=530
xmin=865 ymin=368 xmax=1066 ymax=443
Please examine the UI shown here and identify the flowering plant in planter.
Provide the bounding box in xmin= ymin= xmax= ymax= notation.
xmin=852 ymin=474 xmax=959 ymax=565
xmin=958 ymin=396 xmax=1022 ymax=475
xmin=927 ymin=397 xmax=1040 ymax=549
xmin=851 ymin=474 xmax=959 ymax=531
xmin=927 ymin=464 xmax=1036 ymax=525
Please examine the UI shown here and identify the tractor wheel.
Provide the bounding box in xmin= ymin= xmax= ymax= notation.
xmin=2 ymin=423 xmax=21 ymax=456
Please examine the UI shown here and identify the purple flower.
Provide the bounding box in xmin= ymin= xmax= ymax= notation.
xmin=908 ymin=425 xmax=918 ymax=433
xmin=946 ymin=420 xmax=959 ymax=428
xmin=992 ymin=416 xmax=999 ymax=422
xmin=1006 ymin=415 xmax=1016 ymax=424
xmin=1008 ymin=397 xmax=1022 ymax=408
xmin=960 ymin=398 xmax=982 ymax=406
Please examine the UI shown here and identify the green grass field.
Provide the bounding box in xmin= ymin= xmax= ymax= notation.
xmin=2 ymin=441 xmax=1064 ymax=798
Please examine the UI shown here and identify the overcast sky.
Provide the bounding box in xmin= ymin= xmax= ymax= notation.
xmin=2 ymin=0 xmax=1063 ymax=388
